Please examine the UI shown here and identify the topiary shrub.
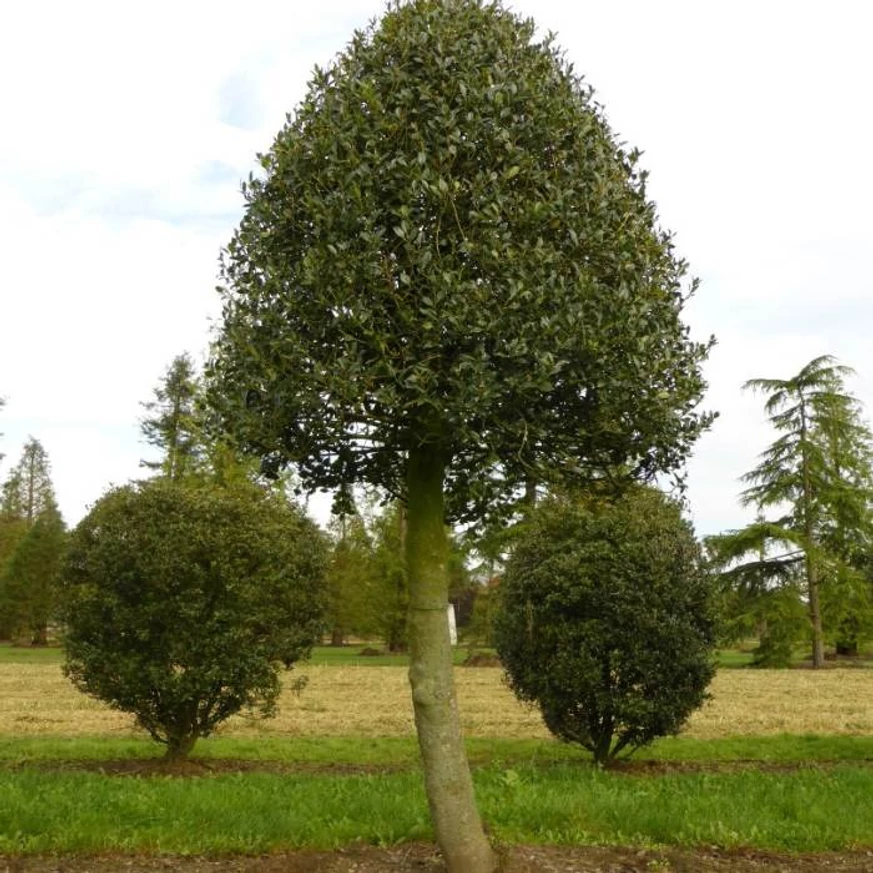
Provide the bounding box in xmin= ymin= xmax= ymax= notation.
xmin=60 ymin=479 xmax=327 ymax=760
xmin=494 ymin=486 xmax=716 ymax=766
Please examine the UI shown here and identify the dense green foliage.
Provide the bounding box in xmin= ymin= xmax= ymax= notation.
xmin=141 ymin=353 xmax=268 ymax=489
xmin=60 ymin=479 xmax=327 ymax=759
xmin=709 ymin=356 xmax=873 ymax=667
xmin=365 ymin=502 xmax=410 ymax=650
xmin=207 ymin=0 xmax=713 ymax=521
xmin=0 ymin=516 xmax=28 ymax=639
xmin=0 ymin=502 xmax=65 ymax=644
xmin=495 ymin=487 xmax=716 ymax=765
xmin=0 ymin=438 xmax=65 ymax=643
xmin=1 ymin=437 xmax=56 ymax=524
xmin=324 ymin=509 xmax=376 ymax=645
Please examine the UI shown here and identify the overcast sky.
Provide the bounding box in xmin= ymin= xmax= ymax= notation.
xmin=1 ymin=0 xmax=871 ymax=536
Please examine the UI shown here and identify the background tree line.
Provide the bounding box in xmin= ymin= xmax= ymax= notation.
xmin=5 ymin=350 xmax=873 ymax=670
xmin=0 ymin=433 xmax=66 ymax=645
xmin=0 ymin=356 xmax=479 ymax=653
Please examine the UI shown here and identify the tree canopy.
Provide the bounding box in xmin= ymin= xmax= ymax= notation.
xmin=1 ymin=502 xmax=65 ymax=645
xmin=140 ymin=353 xmax=204 ymax=482
xmin=0 ymin=438 xmax=65 ymax=644
xmin=207 ymin=0 xmax=713 ymax=523
xmin=1 ymin=437 xmax=56 ymax=524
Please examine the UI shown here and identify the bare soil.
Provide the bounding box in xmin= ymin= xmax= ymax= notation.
xmin=12 ymin=757 xmax=873 ymax=780
xmin=3 ymin=844 xmax=873 ymax=873
xmin=10 ymin=758 xmax=410 ymax=778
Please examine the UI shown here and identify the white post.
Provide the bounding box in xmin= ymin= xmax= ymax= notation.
xmin=447 ymin=603 xmax=458 ymax=646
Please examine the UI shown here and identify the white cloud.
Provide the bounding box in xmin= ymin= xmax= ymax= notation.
xmin=1 ymin=0 xmax=871 ymax=534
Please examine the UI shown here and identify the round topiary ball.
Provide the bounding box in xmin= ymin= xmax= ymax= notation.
xmin=494 ymin=486 xmax=716 ymax=766
xmin=60 ymin=479 xmax=327 ymax=760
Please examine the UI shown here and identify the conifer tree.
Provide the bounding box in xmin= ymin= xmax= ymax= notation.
xmin=140 ymin=353 xmax=203 ymax=482
xmin=0 ymin=438 xmax=64 ymax=643
xmin=1 ymin=437 xmax=56 ymax=524
xmin=2 ymin=500 xmax=66 ymax=644
xmin=710 ymin=356 xmax=873 ymax=667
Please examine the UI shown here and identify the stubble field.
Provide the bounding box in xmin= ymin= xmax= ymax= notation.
xmin=3 ymin=662 xmax=873 ymax=739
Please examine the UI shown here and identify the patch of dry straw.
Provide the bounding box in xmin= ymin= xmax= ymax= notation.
xmin=2 ymin=665 xmax=873 ymax=739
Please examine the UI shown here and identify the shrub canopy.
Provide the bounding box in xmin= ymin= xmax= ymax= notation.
xmin=495 ymin=486 xmax=716 ymax=765
xmin=61 ymin=480 xmax=327 ymax=759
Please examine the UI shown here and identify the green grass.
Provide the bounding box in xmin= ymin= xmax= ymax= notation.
xmin=0 ymin=643 xmax=64 ymax=663
xmin=307 ymin=645 xmax=414 ymax=667
xmin=0 ymin=643 xmax=486 ymax=667
xmin=2 ymin=761 xmax=873 ymax=854
xmin=2 ymin=733 xmax=873 ymax=768
xmin=0 ymin=735 xmax=574 ymax=768
xmin=307 ymin=644 xmax=492 ymax=666
xmin=5 ymin=640 xmax=873 ymax=670
xmin=714 ymin=641 xmax=873 ymax=669
xmin=714 ymin=647 xmax=755 ymax=668
xmin=2 ymin=734 xmax=873 ymax=854
xmin=477 ymin=762 xmax=873 ymax=851
xmin=645 ymin=733 xmax=873 ymax=763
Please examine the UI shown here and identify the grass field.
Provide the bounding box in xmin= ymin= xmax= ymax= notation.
xmin=4 ymin=649 xmax=873 ymax=861
xmin=4 ymin=761 xmax=873 ymax=855
xmin=0 ymin=642 xmax=478 ymax=668
xmin=6 ymin=639 xmax=871 ymax=669
xmin=4 ymin=659 xmax=873 ymax=739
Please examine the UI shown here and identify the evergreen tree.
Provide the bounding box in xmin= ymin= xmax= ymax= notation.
xmin=496 ymin=487 xmax=716 ymax=766
xmin=325 ymin=501 xmax=377 ymax=646
xmin=140 ymin=353 xmax=203 ymax=482
xmin=207 ymin=3 xmax=712 ymax=867
xmin=710 ymin=356 xmax=873 ymax=667
xmin=368 ymin=502 xmax=409 ymax=652
xmin=0 ymin=515 xmax=28 ymax=639
xmin=2 ymin=501 xmax=66 ymax=644
xmin=61 ymin=479 xmax=326 ymax=759
xmin=1 ymin=437 xmax=56 ymax=524
xmin=0 ymin=439 xmax=64 ymax=643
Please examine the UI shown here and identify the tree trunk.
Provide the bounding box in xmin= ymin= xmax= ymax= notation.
xmin=836 ymin=639 xmax=858 ymax=657
xmin=800 ymin=402 xmax=825 ymax=669
xmin=330 ymin=627 xmax=345 ymax=647
xmin=807 ymin=561 xmax=825 ymax=668
xmin=164 ymin=732 xmax=197 ymax=761
xmin=405 ymin=447 xmax=495 ymax=873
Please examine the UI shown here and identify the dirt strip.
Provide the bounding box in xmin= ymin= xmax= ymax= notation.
xmin=4 ymin=844 xmax=873 ymax=873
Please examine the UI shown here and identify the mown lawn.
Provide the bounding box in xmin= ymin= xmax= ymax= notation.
xmin=2 ymin=735 xmax=873 ymax=854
